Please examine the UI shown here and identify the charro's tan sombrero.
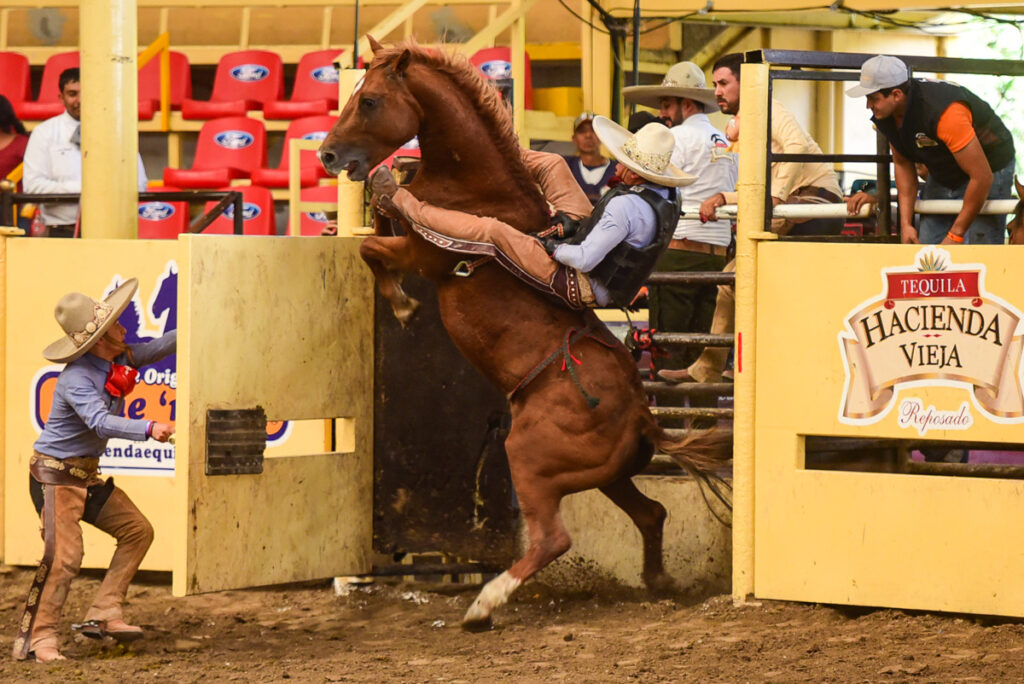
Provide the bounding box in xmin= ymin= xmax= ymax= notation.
xmin=622 ymin=61 xmax=719 ymax=111
xmin=592 ymin=116 xmax=696 ymax=188
xmin=43 ymin=279 xmax=138 ymax=363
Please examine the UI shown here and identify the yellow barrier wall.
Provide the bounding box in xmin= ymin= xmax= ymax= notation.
xmin=175 ymin=235 xmax=373 ymax=595
xmin=753 ymin=243 xmax=1024 ymax=616
xmin=4 ymin=239 xmax=180 ymax=570
xmin=3 ymin=237 xmax=363 ymax=589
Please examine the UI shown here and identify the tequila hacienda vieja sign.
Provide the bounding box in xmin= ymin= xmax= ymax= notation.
xmin=839 ymin=248 xmax=1024 ymax=429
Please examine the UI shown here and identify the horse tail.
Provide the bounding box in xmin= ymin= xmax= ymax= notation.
xmin=651 ymin=427 xmax=734 ymax=522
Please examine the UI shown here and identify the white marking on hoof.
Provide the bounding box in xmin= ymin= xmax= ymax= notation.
xmin=462 ymin=571 xmax=521 ymax=626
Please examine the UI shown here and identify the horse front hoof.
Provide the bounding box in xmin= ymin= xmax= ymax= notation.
xmin=461 ymin=610 xmax=494 ymax=632
xmin=393 ymin=298 xmax=420 ymax=326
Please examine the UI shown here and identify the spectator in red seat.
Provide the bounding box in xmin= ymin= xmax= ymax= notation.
xmin=0 ymin=94 xmax=28 ymax=182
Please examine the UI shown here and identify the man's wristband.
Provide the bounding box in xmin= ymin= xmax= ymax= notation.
xmin=146 ymin=421 xmax=154 ymax=438
xmin=946 ymin=231 xmax=965 ymax=244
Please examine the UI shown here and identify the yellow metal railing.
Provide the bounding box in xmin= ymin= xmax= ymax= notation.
xmin=137 ymin=31 xmax=172 ymax=131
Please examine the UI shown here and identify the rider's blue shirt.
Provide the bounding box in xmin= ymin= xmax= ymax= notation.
xmin=552 ymin=183 xmax=669 ymax=305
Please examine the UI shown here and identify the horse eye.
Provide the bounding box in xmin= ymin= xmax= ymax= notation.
xmin=360 ymin=97 xmax=377 ymax=110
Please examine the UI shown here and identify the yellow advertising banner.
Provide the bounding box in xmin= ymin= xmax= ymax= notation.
xmin=3 ymin=238 xmax=328 ymax=569
xmin=838 ymin=247 xmax=1024 ymax=431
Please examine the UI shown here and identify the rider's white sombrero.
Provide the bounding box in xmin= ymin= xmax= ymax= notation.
xmin=622 ymin=61 xmax=719 ymax=111
xmin=43 ymin=279 xmax=138 ymax=363
xmin=592 ymin=116 xmax=696 ymax=188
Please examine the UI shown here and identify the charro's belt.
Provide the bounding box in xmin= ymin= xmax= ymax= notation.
xmin=29 ymin=452 xmax=102 ymax=487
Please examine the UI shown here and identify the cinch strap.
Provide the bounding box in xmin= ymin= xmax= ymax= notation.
xmin=508 ymin=324 xmax=619 ymax=409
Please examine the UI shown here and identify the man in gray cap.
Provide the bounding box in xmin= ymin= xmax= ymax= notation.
xmin=623 ymin=61 xmax=737 ymax=383
xmin=847 ymin=54 xmax=1016 ymax=245
xmin=563 ymin=111 xmax=617 ymax=205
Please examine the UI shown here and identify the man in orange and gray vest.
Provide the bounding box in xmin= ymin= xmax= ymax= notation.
xmin=847 ymin=55 xmax=1016 ymax=245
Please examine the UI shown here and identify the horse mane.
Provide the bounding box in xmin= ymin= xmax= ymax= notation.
xmin=372 ymin=40 xmax=547 ymax=216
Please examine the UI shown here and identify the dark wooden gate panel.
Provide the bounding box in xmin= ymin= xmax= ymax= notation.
xmin=372 ymin=277 xmax=517 ymax=565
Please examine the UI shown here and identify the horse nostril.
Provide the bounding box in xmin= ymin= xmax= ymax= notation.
xmin=320 ymin=149 xmax=337 ymax=167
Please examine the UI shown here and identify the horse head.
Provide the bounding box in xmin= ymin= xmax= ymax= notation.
xmin=319 ymin=36 xmax=423 ymax=180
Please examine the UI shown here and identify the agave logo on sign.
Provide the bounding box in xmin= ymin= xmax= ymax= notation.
xmin=214 ymin=130 xmax=254 ymax=149
xmin=139 ymin=202 xmax=176 ymax=221
xmin=230 ymin=64 xmax=270 ymax=82
xmin=838 ymin=248 xmax=1024 ymax=432
xmin=29 ymin=263 xmax=293 ymax=477
xmin=311 ymin=65 xmax=339 ymax=83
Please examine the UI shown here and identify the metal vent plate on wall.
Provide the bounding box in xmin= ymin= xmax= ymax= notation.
xmin=206 ymin=408 xmax=267 ymax=475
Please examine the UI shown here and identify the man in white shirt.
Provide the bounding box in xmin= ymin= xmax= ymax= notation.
xmin=622 ymin=61 xmax=737 ymax=378
xmin=23 ymin=68 xmax=148 ymax=237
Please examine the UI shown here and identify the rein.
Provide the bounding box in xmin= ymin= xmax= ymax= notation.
xmin=509 ymin=324 xmax=618 ymax=409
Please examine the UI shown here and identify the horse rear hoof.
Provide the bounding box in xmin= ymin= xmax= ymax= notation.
xmin=460 ymin=615 xmax=494 ymax=632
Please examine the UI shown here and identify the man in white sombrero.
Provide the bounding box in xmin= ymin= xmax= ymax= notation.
xmin=13 ymin=278 xmax=176 ymax=663
xmin=371 ymin=116 xmax=694 ymax=310
xmin=623 ymin=62 xmax=737 ymax=383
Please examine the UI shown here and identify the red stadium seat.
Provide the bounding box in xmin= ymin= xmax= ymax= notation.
xmin=181 ymin=50 xmax=284 ymax=120
xmin=250 ymin=115 xmax=335 ymax=188
xmin=13 ymin=50 xmax=170 ymax=121
xmin=16 ymin=51 xmax=79 ymax=120
xmin=263 ymin=49 xmax=343 ymax=119
xmin=200 ymin=185 xmax=276 ymax=235
xmin=138 ymin=51 xmax=192 ymax=119
xmin=469 ymin=47 xmax=533 ymax=109
xmin=288 ymin=184 xmax=337 ymax=236
xmin=138 ymin=186 xmax=189 ymax=238
xmin=163 ymin=116 xmax=267 ymax=189
xmin=0 ymin=52 xmax=31 ymax=111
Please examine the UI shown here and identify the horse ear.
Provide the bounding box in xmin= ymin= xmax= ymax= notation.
xmin=367 ymin=35 xmax=383 ymax=55
xmin=394 ymin=49 xmax=412 ymax=77
xmin=1015 ymin=174 xmax=1023 ymax=198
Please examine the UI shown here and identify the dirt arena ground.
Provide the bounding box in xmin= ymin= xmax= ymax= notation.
xmin=2 ymin=564 xmax=1023 ymax=682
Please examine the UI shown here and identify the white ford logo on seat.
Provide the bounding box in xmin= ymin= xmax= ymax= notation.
xmin=224 ymin=202 xmax=261 ymax=220
xmin=479 ymin=60 xmax=511 ymax=79
xmin=214 ymin=131 xmax=254 ymax=149
xmin=230 ymin=64 xmax=270 ymax=82
xmin=301 ymin=131 xmax=328 ymax=141
xmin=139 ymin=202 xmax=175 ymax=221
xmin=311 ymin=66 xmax=339 ymax=84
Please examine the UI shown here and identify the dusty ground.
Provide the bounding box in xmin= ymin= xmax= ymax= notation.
xmin=2 ymin=564 xmax=1023 ymax=683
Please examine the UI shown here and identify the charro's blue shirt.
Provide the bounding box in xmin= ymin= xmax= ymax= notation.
xmin=33 ymin=331 xmax=177 ymax=459
xmin=552 ymin=183 xmax=669 ymax=306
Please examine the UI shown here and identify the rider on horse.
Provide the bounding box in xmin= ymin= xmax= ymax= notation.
xmin=371 ymin=116 xmax=695 ymax=310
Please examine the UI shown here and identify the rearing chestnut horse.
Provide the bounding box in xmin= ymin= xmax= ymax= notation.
xmin=319 ymin=38 xmax=730 ymax=629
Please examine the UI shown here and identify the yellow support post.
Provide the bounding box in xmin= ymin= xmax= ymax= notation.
xmin=461 ymin=0 xmax=539 ymax=56
xmin=580 ymin=0 xmax=612 ymax=118
xmin=732 ymin=62 xmax=772 ymax=604
xmin=138 ymin=32 xmax=171 ymax=132
xmin=80 ymin=0 xmax=139 ymax=239
xmin=510 ymin=0 xmax=526 ymax=141
xmin=336 ymin=0 xmax=429 ymax=68
xmin=335 ymin=69 xmax=365 ymax=238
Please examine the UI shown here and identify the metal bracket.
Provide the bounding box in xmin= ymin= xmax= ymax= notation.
xmin=205 ymin=407 xmax=267 ymax=476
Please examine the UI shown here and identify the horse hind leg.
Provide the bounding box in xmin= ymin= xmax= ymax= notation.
xmin=462 ymin=487 xmax=570 ymax=631
xmin=599 ymin=477 xmax=675 ymax=594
